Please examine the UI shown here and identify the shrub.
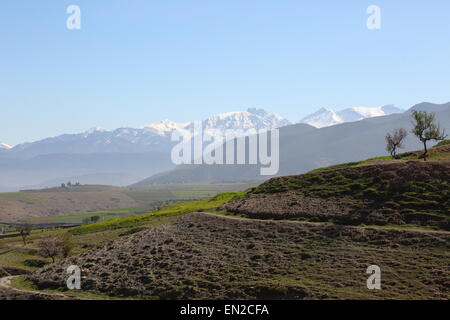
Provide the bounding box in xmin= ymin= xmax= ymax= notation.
xmin=23 ymin=259 xmax=48 ymax=268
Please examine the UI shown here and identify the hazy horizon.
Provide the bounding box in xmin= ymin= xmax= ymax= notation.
xmin=2 ymin=0 xmax=450 ymax=145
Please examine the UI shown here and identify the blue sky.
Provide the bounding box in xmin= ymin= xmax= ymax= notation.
xmin=1 ymin=0 xmax=450 ymax=145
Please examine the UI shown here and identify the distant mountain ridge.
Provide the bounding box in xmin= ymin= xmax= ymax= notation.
xmin=300 ymin=105 xmax=404 ymax=128
xmin=0 ymin=108 xmax=290 ymax=191
xmin=6 ymin=108 xmax=290 ymax=158
xmin=142 ymin=108 xmax=291 ymax=135
xmin=138 ymin=102 xmax=450 ymax=185
xmin=2 ymin=101 xmax=448 ymax=191
xmin=409 ymin=102 xmax=450 ymax=112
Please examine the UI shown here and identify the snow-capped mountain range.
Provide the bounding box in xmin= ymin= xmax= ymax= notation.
xmin=1 ymin=101 xmax=446 ymax=191
xmin=299 ymin=105 xmax=404 ymax=128
xmin=5 ymin=108 xmax=291 ymax=158
xmin=2 ymin=105 xmax=405 ymax=158
xmin=141 ymin=108 xmax=291 ymax=136
xmin=0 ymin=142 xmax=12 ymax=150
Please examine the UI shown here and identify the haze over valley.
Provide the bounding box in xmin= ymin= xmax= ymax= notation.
xmin=2 ymin=102 xmax=447 ymax=191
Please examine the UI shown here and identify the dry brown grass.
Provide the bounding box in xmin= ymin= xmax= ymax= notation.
xmin=28 ymin=212 xmax=450 ymax=300
xmin=0 ymin=191 xmax=140 ymax=222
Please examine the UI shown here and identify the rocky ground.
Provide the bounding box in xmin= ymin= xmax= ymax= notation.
xmin=28 ymin=212 xmax=450 ymax=300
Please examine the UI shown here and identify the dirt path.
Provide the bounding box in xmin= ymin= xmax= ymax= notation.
xmin=0 ymin=275 xmax=70 ymax=300
xmin=202 ymin=211 xmax=450 ymax=235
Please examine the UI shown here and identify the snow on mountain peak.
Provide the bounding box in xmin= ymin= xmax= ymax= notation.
xmin=0 ymin=142 xmax=12 ymax=150
xmin=247 ymin=108 xmax=291 ymax=127
xmin=202 ymin=109 xmax=291 ymax=133
xmin=300 ymin=105 xmax=404 ymax=128
xmin=300 ymin=108 xmax=343 ymax=128
xmin=2 ymin=105 xmax=406 ymax=157
xmin=247 ymin=108 xmax=268 ymax=117
xmin=140 ymin=108 xmax=291 ymax=137
xmin=318 ymin=107 xmax=335 ymax=112
xmin=141 ymin=120 xmax=190 ymax=136
xmin=84 ymin=127 xmax=108 ymax=135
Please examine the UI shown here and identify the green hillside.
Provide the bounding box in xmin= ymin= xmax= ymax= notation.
xmin=223 ymin=144 xmax=450 ymax=230
xmin=1 ymin=146 xmax=449 ymax=300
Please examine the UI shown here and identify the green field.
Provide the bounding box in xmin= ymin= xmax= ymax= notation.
xmin=19 ymin=207 xmax=154 ymax=225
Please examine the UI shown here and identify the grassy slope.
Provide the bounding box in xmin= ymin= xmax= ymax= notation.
xmin=223 ymin=144 xmax=450 ymax=230
xmin=2 ymin=189 xmax=446 ymax=300
xmin=1 ymin=193 xmax=248 ymax=299
xmin=435 ymin=139 xmax=450 ymax=147
xmin=69 ymin=192 xmax=244 ymax=234
xmin=0 ymin=193 xmax=242 ymax=276
xmin=27 ymin=212 xmax=450 ymax=300
xmin=2 ymin=145 xmax=449 ymax=300
xmin=309 ymin=142 xmax=450 ymax=173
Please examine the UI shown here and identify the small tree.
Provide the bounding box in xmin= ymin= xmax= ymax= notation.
xmin=385 ymin=128 xmax=407 ymax=159
xmin=16 ymin=224 xmax=32 ymax=246
xmin=90 ymin=215 xmax=100 ymax=223
xmin=411 ymin=110 xmax=447 ymax=160
xmin=82 ymin=218 xmax=90 ymax=225
xmin=37 ymin=236 xmax=64 ymax=263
